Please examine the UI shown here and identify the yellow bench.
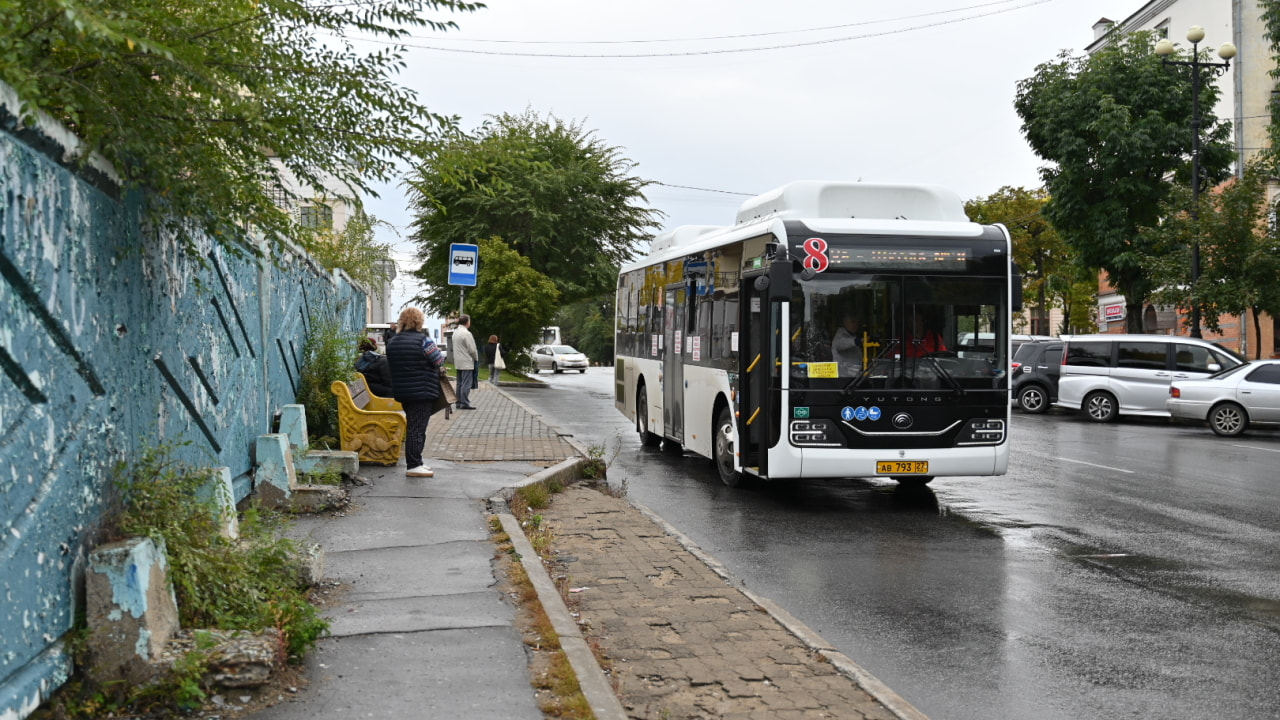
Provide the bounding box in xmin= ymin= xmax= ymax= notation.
xmin=330 ymin=374 xmax=406 ymax=466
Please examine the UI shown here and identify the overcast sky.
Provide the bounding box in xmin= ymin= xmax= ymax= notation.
xmin=360 ymin=0 xmax=1143 ymax=315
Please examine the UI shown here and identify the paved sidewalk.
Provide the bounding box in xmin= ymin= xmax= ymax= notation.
xmin=247 ymin=381 xmax=923 ymax=720
xmin=538 ymin=485 xmax=914 ymax=720
xmin=428 ymin=382 xmax=578 ymax=462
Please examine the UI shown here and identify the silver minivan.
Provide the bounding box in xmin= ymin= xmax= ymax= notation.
xmin=1055 ymin=334 xmax=1243 ymax=422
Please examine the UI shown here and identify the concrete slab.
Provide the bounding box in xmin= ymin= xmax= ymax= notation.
xmin=354 ymin=461 xmax=550 ymax=501
xmin=246 ymin=629 xmax=542 ymax=720
xmin=291 ymin=497 xmax=488 ymax=552
xmin=324 ymin=541 xmax=497 ymax=601
xmin=323 ymin=591 xmax=512 ymax=637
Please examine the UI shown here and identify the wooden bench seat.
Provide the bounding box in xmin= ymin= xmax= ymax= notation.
xmin=330 ymin=374 xmax=406 ymax=466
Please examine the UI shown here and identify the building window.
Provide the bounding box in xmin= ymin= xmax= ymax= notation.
xmin=299 ymin=203 xmax=333 ymax=230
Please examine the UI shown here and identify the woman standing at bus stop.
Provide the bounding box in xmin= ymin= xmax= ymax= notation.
xmin=484 ymin=334 xmax=503 ymax=384
xmin=386 ymin=307 xmax=445 ymax=477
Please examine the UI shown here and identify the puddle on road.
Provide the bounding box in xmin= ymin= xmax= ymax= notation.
xmin=1061 ymin=541 xmax=1280 ymax=627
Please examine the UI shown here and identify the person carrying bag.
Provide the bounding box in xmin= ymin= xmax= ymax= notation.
xmin=485 ymin=334 xmax=505 ymax=384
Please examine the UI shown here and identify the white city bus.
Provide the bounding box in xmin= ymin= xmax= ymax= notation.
xmin=614 ymin=180 xmax=1018 ymax=487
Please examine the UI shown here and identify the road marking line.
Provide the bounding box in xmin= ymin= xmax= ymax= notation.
xmin=1230 ymin=443 xmax=1280 ymax=453
xmin=1057 ymin=457 xmax=1135 ymax=474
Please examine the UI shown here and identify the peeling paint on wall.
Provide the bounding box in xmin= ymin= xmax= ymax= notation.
xmin=0 ymin=82 xmax=365 ymax=717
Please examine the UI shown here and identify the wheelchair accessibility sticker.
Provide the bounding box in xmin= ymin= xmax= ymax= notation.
xmin=842 ymin=406 xmax=882 ymax=422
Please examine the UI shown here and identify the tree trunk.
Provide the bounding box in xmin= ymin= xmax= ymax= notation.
xmin=1126 ymin=301 xmax=1144 ymax=333
xmin=1253 ymin=305 xmax=1263 ymax=360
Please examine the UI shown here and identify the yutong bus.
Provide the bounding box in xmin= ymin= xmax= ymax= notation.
xmin=614 ymin=180 xmax=1017 ymax=487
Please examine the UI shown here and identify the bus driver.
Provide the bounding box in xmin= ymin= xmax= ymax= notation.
xmin=831 ymin=315 xmax=863 ymax=375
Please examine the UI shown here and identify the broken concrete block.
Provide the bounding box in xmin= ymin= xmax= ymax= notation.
xmin=86 ymin=536 xmax=180 ymax=685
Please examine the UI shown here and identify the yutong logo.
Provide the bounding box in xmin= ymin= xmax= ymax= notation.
xmin=851 ymin=394 xmax=946 ymax=405
xmin=892 ymin=413 xmax=914 ymax=429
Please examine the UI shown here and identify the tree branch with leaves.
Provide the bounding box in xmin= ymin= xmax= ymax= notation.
xmin=0 ymin=0 xmax=482 ymax=255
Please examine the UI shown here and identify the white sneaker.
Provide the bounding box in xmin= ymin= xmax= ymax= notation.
xmin=406 ymin=466 xmax=434 ymax=477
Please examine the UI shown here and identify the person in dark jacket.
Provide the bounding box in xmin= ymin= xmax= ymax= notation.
xmin=355 ymin=338 xmax=394 ymax=397
xmin=385 ymin=307 xmax=445 ymax=477
xmin=484 ymin=334 xmax=502 ymax=384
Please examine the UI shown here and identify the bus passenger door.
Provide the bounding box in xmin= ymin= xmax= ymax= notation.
xmin=738 ymin=272 xmax=777 ymax=477
xmin=663 ymin=285 xmax=685 ymax=445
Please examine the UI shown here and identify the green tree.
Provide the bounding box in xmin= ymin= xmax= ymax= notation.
xmin=460 ymin=236 xmax=561 ymax=365
xmin=0 ymin=0 xmax=478 ymax=254
xmin=405 ymin=109 xmax=662 ymax=314
xmin=1143 ymin=164 xmax=1280 ymax=357
xmin=306 ymin=208 xmax=395 ymax=295
xmin=1014 ymin=30 xmax=1234 ymax=332
xmin=965 ymin=186 xmax=1080 ymax=335
xmin=553 ymin=293 xmax=616 ymax=365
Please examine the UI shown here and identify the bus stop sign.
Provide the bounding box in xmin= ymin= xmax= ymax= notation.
xmin=448 ymin=243 xmax=479 ymax=287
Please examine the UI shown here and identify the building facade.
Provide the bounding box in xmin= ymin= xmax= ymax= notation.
xmin=1086 ymin=0 xmax=1279 ymax=358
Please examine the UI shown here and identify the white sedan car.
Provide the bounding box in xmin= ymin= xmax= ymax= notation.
xmin=1167 ymin=360 xmax=1280 ymax=436
xmin=532 ymin=345 xmax=589 ymax=374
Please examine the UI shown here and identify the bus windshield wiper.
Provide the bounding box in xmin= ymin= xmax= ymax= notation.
xmin=844 ymin=340 xmax=900 ymax=392
xmin=920 ymin=353 xmax=965 ymax=395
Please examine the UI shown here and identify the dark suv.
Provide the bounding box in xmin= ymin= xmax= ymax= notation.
xmin=1011 ymin=339 xmax=1063 ymax=414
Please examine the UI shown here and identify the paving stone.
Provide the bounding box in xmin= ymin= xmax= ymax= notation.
xmin=541 ymin=485 xmax=906 ymax=720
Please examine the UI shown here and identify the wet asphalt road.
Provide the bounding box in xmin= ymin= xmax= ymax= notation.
xmin=507 ymin=367 xmax=1280 ymax=720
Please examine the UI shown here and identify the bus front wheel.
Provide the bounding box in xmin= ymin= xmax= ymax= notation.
xmin=713 ymin=406 xmax=743 ymax=487
xmin=636 ymin=384 xmax=661 ymax=447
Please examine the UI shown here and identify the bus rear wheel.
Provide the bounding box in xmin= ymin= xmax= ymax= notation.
xmin=637 ymin=384 xmax=661 ymax=447
xmin=713 ymin=406 xmax=742 ymax=487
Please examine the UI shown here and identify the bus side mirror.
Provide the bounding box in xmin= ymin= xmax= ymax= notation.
xmin=768 ymin=259 xmax=791 ymax=302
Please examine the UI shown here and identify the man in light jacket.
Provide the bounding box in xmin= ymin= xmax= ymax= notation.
xmin=452 ymin=314 xmax=480 ymax=410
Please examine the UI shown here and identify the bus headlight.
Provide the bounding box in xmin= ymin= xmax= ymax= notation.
xmin=957 ymin=418 xmax=1005 ymax=445
xmin=790 ymin=419 xmax=843 ymax=447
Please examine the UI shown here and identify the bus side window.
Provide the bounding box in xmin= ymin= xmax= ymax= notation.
xmin=696 ymin=300 xmax=713 ymax=363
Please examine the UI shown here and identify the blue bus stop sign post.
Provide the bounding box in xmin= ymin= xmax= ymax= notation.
xmin=449 ymin=243 xmax=478 ymax=314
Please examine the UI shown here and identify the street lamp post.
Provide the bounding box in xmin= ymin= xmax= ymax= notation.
xmin=1155 ymin=27 xmax=1236 ymax=339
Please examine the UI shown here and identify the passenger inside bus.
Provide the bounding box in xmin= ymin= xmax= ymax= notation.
xmin=831 ymin=315 xmax=863 ymax=375
xmin=904 ymin=308 xmax=947 ymax=358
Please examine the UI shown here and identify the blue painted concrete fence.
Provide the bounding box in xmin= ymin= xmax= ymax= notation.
xmin=0 ymin=81 xmax=366 ymax=717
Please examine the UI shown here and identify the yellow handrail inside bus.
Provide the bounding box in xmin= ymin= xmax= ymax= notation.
xmin=746 ymin=407 xmax=760 ymax=426
xmin=791 ymin=326 xmax=802 ymax=342
xmin=746 ymin=354 xmax=761 ymax=373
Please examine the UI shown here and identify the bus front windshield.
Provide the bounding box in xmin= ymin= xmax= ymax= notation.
xmin=787 ymin=273 xmax=1008 ymax=391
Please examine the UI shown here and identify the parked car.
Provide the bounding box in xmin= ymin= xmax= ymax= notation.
xmin=1056 ymin=334 xmax=1244 ymax=422
xmin=954 ymin=333 xmax=1053 ymax=359
xmin=532 ymin=344 xmax=589 ymax=373
xmin=1011 ymin=338 xmax=1063 ymax=413
xmin=1167 ymin=360 xmax=1280 ymax=436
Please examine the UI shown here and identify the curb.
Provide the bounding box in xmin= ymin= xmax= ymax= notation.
xmin=491 ymin=458 xmax=628 ymax=720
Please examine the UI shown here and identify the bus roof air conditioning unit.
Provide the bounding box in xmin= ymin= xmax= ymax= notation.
xmin=735 ymin=181 xmax=968 ymax=224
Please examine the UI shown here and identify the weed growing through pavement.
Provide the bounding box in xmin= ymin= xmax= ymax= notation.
xmin=604 ymin=477 xmax=629 ymax=498
xmin=489 ymin=503 xmax=594 ymax=719
xmin=581 ymin=434 xmax=625 ymax=482
xmin=581 ymin=444 xmax=607 ymax=479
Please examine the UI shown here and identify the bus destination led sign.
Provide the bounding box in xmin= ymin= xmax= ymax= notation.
xmin=825 ymin=246 xmax=971 ymax=270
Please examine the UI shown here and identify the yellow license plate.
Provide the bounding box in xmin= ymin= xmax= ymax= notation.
xmin=876 ymin=460 xmax=929 ymax=475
